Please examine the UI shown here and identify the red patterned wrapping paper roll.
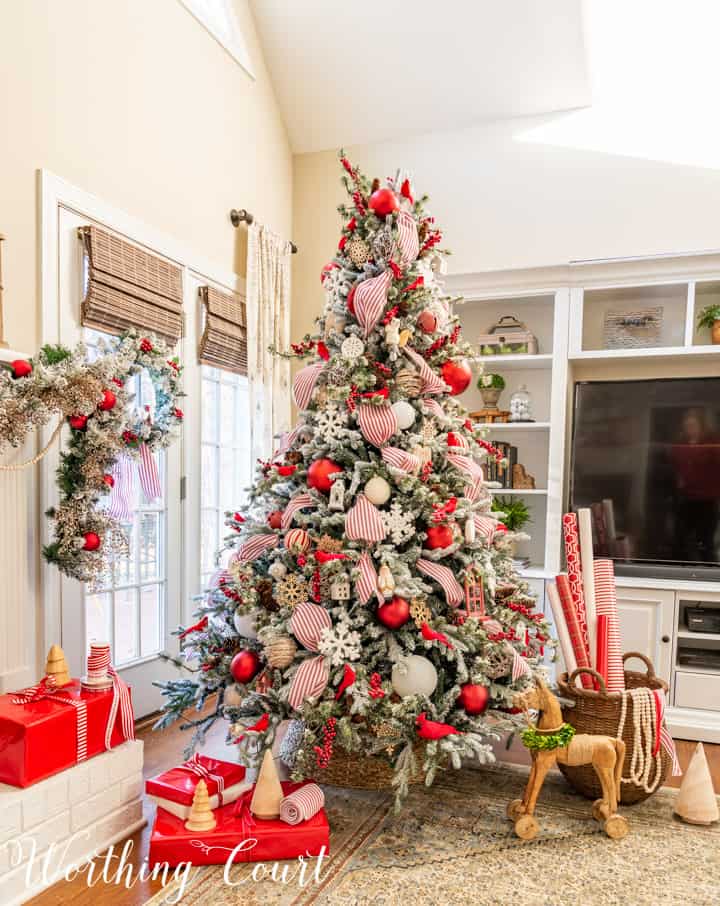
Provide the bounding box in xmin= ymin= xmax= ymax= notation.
xmin=593 ymin=558 xmax=625 ymax=692
xmin=596 ymin=614 xmax=609 ymax=687
xmin=562 ymin=513 xmax=591 ymax=661
xmin=555 ymin=574 xmax=594 ymax=689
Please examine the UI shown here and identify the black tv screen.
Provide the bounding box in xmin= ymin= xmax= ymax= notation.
xmin=570 ymin=377 xmax=720 ymax=575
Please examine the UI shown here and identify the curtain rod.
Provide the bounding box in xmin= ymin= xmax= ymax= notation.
xmin=229 ymin=208 xmax=298 ymax=254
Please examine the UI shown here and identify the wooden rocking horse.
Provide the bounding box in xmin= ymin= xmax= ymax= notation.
xmin=507 ymin=676 xmax=629 ymax=840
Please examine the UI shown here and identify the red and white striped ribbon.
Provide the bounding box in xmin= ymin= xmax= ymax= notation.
xmin=107 ymin=455 xmax=134 ymax=523
xmin=281 ymin=493 xmax=316 ymax=530
xmin=381 ymin=446 xmax=421 ymax=474
xmin=417 ymin=558 xmax=464 ymax=606
xmin=237 ymin=533 xmax=279 ymax=563
xmin=345 ymin=494 xmax=387 ymax=542
xmin=274 ymin=423 xmax=303 ymax=459
xmin=290 ymin=601 xmax=331 ymax=652
xmin=86 ymin=642 xmax=135 ymax=749
xmin=421 ymin=398 xmax=445 ymax=419
xmin=466 ymin=476 xmax=485 ymax=503
xmin=653 ymin=689 xmax=682 ymax=776
xmin=12 ymin=676 xmax=88 ymax=763
xmin=279 ymin=782 xmax=325 ymax=825
xmin=293 ymin=362 xmax=325 ymax=411
xmin=511 ymin=648 xmax=532 ymax=682
xmin=447 ymin=452 xmax=484 ymax=481
xmin=404 ymin=347 xmax=450 ymax=395
xmin=357 ymin=402 xmax=397 ymax=446
xmin=593 ymin=559 xmax=625 ymax=693
xmin=180 ymin=753 xmax=226 ymax=806
xmin=87 ymin=642 xmax=111 ymax=679
xmin=288 ymin=602 xmax=332 ymax=709
xmin=474 ymin=514 xmax=497 ymax=542
xmin=562 ymin=513 xmax=590 ymax=657
xmin=355 ymin=550 xmax=382 ymax=604
xmin=354 ymin=270 xmax=392 ymax=337
xmin=288 ymin=655 xmax=329 ymax=710
xmin=395 ymin=211 xmax=419 ymax=267
xmin=138 ymin=442 xmax=162 ymax=501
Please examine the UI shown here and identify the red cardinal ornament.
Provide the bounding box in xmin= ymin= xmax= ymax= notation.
xmin=233 ymin=712 xmax=270 ymax=742
xmin=11 ymin=359 xmax=32 ymax=379
xmin=98 ymin=389 xmax=117 ymax=411
xmin=424 ymin=524 xmax=454 ymax=550
xmin=307 ymin=458 xmax=341 ymax=493
xmin=416 ymin=712 xmax=461 ymax=739
xmin=82 ymin=531 xmax=101 ymax=551
xmin=230 ymin=649 xmax=261 ymax=684
xmin=267 ymin=510 xmax=283 ymax=529
xmin=335 ymin=664 xmax=356 ymax=700
xmin=377 ymin=596 xmax=411 ymax=629
xmin=420 ymin=622 xmax=454 ymax=650
xmin=400 ymin=178 xmax=413 ymax=204
xmin=369 ymin=187 xmax=400 ymax=217
xmin=321 ymin=261 xmax=338 ymax=284
xmin=69 ymin=414 xmax=88 ymax=430
xmin=457 ymin=682 xmax=490 ymax=715
xmin=441 ymin=360 xmax=472 ymax=396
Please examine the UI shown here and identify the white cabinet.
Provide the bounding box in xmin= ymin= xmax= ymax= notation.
xmin=615 ymin=586 xmax=674 ymax=682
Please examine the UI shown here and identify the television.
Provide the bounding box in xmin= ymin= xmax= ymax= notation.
xmin=570 ymin=377 xmax=720 ymax=580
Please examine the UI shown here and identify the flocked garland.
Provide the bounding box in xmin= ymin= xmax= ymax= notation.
xmin=0 ymin=330 xmax=183 ymax=582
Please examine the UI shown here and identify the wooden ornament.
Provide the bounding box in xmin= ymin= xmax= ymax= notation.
xmin=250 ymin=749 xmax=284 ymax=820
xmin=674 ymin=743 xmax=719 ymax=825
xmin=184 ymin=780 xmax=217 ymax=832
xmin=512 ymin=463 xmax=536 ymax=489
xmin=45 ymin=644 xmax=71 ymax=687
xmin=264 ymin=635 xmax=297 ymax=669
xmin=377 ymin=564 xmax=396 ymax=599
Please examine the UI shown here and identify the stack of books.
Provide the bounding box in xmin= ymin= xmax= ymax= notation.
xmin=487 ymin=441 xmax=518 ymax=489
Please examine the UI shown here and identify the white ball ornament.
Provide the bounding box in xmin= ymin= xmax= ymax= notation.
xmin=268 ymin=560 xmax=287 ymax=580
xmin=392 ymin=400 xmax=416 ymax=431
xmin=364 ymin=475 xmax=391 ymax=505
xmin=341 ymin=335 xmax=365 ymax=360
xmin=233 ymin=611 xmax=258 ymax=640
xmin=391 ymin=655 xmax=438 ymax=698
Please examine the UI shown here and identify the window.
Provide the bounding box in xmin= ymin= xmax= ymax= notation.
xmin=178 ymin=0 xmax=255 ymax=78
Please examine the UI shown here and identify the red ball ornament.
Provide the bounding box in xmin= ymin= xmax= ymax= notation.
xmin=346 ymin=283 xmax=357 ymax=315
xmin=369 ymin=187 xmax=400 ymax=218
xmin=69 ymin=414 xmax=88 ymax=430
xmin=230 ymin=649 xmax=261 ymax=684
xmin=82 ymin=531 xmax=101 ymax=552
xmin=98 ymin=389 xmax=117 ymax=411
xmin=377 ymin=596 xmax=411 ymax=629
xmin=417 ymin=310 xmax=437 ymax=333
xmin=441 ymin=359 xmax=472 ymax=396
xmin=424 ymin=524 xmax=455 ymax=550
xmin=457 ymin=682 xmax=490 ymax=715
xmin=307 ymin=458 xmax=341 ymax=493
xmin=446 ymin=431 xmax=462 ymax=447
xmin=267 ymin=510 xmax=283 ymax=529
xmin=102 ymin=474 xmax=115 ymax=488
xmin=11 ymin=359 xmax=32 ymax=379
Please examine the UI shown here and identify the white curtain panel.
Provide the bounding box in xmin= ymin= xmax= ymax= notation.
xmin=246 ymin=223 xmax=293 ymax=464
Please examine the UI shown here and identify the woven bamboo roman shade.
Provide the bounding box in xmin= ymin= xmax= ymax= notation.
xmin=79 ymin=226 xmax=184 ymax=344
xmin=198 ymin=285 xmax=247 ymax=375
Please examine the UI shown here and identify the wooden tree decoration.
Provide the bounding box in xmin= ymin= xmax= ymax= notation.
xmin=184 ymin=780 xmax=217 ymax=832
xmin=674 ymin=743 xmax=719 ymax=825
xmin=45 ymin=644 xmax=71 ymax=687
xmin=250 ymin=749 xmax=284 ymax=820
xmin=458 ymin=566 xmax=486 ymax=624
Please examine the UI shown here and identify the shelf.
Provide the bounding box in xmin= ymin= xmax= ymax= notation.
xmin=489 ymin=488 xmax=548 ymax=496
xmin=519 ymin=566 xmax=552 ymax=580
xmin=479 ymin=421 xmax=551 ymax=431
xmin=476 ymin=353 xmax=553 ymax=371
xmin=675 ymin=663 xmax=720 ymax=676
xmin=569 ymin=345 xmax=720 ymax=364
xmin=678 ymin=623 xmax=720 ymax=642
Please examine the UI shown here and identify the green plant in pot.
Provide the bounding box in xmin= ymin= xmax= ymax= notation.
xmin=697 ymin=304 xmax=720 ymax=345
xmin=492 ymin=496 xmax=531 ymax=557
xmin=478 ymin=372 xmax=505 ymax=409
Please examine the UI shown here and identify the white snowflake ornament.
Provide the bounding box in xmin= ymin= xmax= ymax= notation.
xmin=382 ymin=502 xmax=416 ymax=545
xmin=341 ymin=335 xmax=365 ymax=361
xmin=315 ymin=403 xmax=348 ymax=444
xmin=318 ymin=619 xmax=361 ymax=667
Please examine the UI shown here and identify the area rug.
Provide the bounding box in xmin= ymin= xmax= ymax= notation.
xmin=144 ymin=763 xmax=720 ymax=906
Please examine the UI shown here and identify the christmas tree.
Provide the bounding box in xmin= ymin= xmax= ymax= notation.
xmin=158 ymin=154 xmax=552 ymax=801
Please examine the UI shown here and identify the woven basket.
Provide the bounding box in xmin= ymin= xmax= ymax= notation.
xmin=319 ymin=744 xmax=425 ymax=790
xmin=557 ymin=652 xmax=671 ymax=805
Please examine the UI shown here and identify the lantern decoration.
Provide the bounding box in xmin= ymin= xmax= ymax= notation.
xmin=328 ymin=479 xmax=346 ymax=512
xmin=457 ymin=566 xmax=486 ymax=624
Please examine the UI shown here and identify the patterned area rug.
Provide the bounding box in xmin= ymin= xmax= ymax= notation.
xmin=144 ymin=764 xmax=720 ymax=906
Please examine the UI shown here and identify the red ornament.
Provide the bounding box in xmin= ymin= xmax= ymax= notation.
xmin=307 ymin=458 xmax=341 ymax=493
xmin=369 ymin=187 xmax=399 ymax=217
xmin=102 ymin=474 xmax=115 ymax=488
xmin=416 ymin=712 xmax=461 ymax=739
xmin=457 ymin=682 xmax=490 ymax=715
xmin=317 ymin=341 xmax=330 ymax=361
xmin=69 ymin=414 xmax=88 ymax=430
xmin=446 ymin=431 xmax=463 ymax=447
xmin=338 ymin=236 xmax=347 ymax=251
xmin=441 ymin=360 xmax=472 ymax=396
xmin=321 ymin=262 xmax=338 ymax=284
xmin=417 ymin=310 xmax=437 ymax=333
xmin=82 ymin=531 xmax=101 ymax=552
xmin=267 ymin=510 xmax=283 ymax=529
xmin=98 ymin=389 xmax=117 ymax=411
xmin=424 ymin=524 xmax=454 ymax=550
xmin=11 ymin=359 xmax=32 ymax=379
xmin=276 ymin=464 xmax=297 ymax=477
xmin=230 ymin=649 xmax=261 ymax=684
xmin=377 ymin=595 xmax=411 ymax=630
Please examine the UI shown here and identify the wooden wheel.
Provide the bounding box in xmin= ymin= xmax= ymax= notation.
xmin=506 ymin=799 xmax=525 ymax=820
xmin=604 ymin=814 xmax=629 ymax=840
xmin=514 ymin=814 xmax=539 ymax=840
xmin=592 ymin=799 xmax=609 ymax=822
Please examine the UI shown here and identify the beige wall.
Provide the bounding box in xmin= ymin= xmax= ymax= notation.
xmin=0 ymin=0 xmax=292 ymax=352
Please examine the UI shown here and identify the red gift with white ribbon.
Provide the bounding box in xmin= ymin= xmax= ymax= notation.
xmin=146 ymin=754 xmax=252 ymax=820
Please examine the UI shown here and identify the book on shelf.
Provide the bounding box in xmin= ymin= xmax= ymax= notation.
xmin=490 ymin=442 xmax=518 ymax=489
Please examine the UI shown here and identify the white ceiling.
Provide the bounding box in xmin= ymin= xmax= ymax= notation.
xmin=250 ymin=0 xmax=590 ymax=153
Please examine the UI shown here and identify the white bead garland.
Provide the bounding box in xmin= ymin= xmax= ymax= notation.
xmin=616 ymin=687 xmax=663 ymax=794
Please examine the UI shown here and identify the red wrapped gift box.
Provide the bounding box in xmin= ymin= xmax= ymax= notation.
xmin=146 ymin=755 xmax=252 ymax=820
xmin=0 ymin=679 xmax=133 ymax=787
xmin=149 ymin=782 xmax=330 ymax=867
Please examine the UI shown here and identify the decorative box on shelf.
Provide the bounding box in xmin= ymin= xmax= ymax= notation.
xmin=146 ymin=754 xmax=252 ymax=820
xmin=478 ymin=316 xmax=539 ymax=356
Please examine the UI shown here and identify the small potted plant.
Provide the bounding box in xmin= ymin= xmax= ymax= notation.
xmin=492 ymin=496 xmax=531 ymax=557
xmin=478 ymin=372 xmax=505 ymax=409
xmin=697 ymin=303 xmax=720 ymax=345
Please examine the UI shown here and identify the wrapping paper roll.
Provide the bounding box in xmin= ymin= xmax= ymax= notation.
xmin=596 ymin=614 xmax=609 ymax=688
xmin=555 ymin=574 xmax=594 ymax=689
xmin=577 ymin=508 xmax=597 ymax=667
xmin=562 ymin=513 xmax=590 ymax=659
xmin=547 ymin=581 xmax=578 ymax=685
xmin=593 ymin=559 xmax=625 ymax=692
xmin=279 ymin=782 xmax=325 ymax=825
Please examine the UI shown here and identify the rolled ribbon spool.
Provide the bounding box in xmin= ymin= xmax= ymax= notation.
xmin=81 ymin=641 xmax=114 ymax=692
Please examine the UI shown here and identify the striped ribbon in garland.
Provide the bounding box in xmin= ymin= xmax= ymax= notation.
xmin=353 ymin=270 xmax=392 ymax=337
xmin=357 ymin=402 xmax=397 ymax=446
xmin=417 ymin=558 xmax=464 ymax=606
xmin=281 ymin=492 xmax=316 ymax=530
xmin=395 ymin=211 xmax=419 ymax=267
xmin=293 ymin=362 xmax=325 ymax=411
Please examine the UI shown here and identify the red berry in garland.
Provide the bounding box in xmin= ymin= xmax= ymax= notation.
xmin=369 ymin=187 xmax=399 ymax=217
xmin=82 ymin=531 xmax=101 ymax=551
xmin=441 ymin=359 xmax=472 ymax=395
xmin=98 ymin=389 xmax=116 ymax=411
xmin=230 ymin=649 xmax=261 ymax=684
xmin=377 ymin=595 xmax=411 ymax=629
xmin=424 ymin=524 xmax=454 ymax=550
xmin=11 ymin=359 xmax=32 ymax=379
xmin=457 ymin=682 xmax=490 ymax=715
xmin=102 ymin=474 xmax=115 ymax=488
xmin=69 ymin=414 xmax=88 ymax=430
xmin=307 ymin=458 xmax=341 ymax=493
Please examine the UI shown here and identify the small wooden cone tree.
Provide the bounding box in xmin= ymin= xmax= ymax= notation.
xmin=45 ymin=645 xmax=71 ymax=687
xmin=250 ymin=749 xmax=284 ymax=820
xmin=184 ymin=780 xmax=217 ymax=832
xmin=674 ymin=743 xmax=719 ymax=826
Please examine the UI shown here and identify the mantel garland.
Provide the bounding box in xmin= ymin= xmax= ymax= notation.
xmin=0 ymin=329 xmax=183 ymax=582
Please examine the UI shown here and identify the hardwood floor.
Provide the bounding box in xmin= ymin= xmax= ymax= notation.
xmin=27 ymin=709 xmax=720 ymax=906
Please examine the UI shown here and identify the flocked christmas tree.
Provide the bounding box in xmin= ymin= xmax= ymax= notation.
xmin=158 ymin=154 xmax=553 ymax=801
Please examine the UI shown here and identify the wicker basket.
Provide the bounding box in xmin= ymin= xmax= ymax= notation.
xmin=557 ymin=652 xmax=671 ymax=805
xmin=320 ymin=744 xmax=425 ymax=790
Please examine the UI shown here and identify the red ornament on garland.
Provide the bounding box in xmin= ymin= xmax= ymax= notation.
xmin=307 ymin=458 xmax=341 ymax=493
xmin=69 ymin=414 xmax=88 ymax=430
xmin=369 ymin=187 xmax=399 ymax=217
xmin=417 ymin=310 xmax=437 ymax=333
xmin=457 ymin=682 xmax=490 ymax=715
xmin=424 ymin=524 xmax=455 ymax=550
xmin=11 ymin=359 xmax=32 ymax=379
xmin=267 ymin=510 xmax=283 ymax=529
xmin=102 ymin=474 xmax=115 ymax=488
xmin=230 ymin=649 xmax=261 ymax=684
xmin=82 ymin=531 xmax=101 ymax=552
xmin=98 ymin=389 xmax=117 ymax=411
xmin=441 ymin=360 xmax=472 ymax=396
xmin=377 ymin=595 xmax=411 ymax=629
